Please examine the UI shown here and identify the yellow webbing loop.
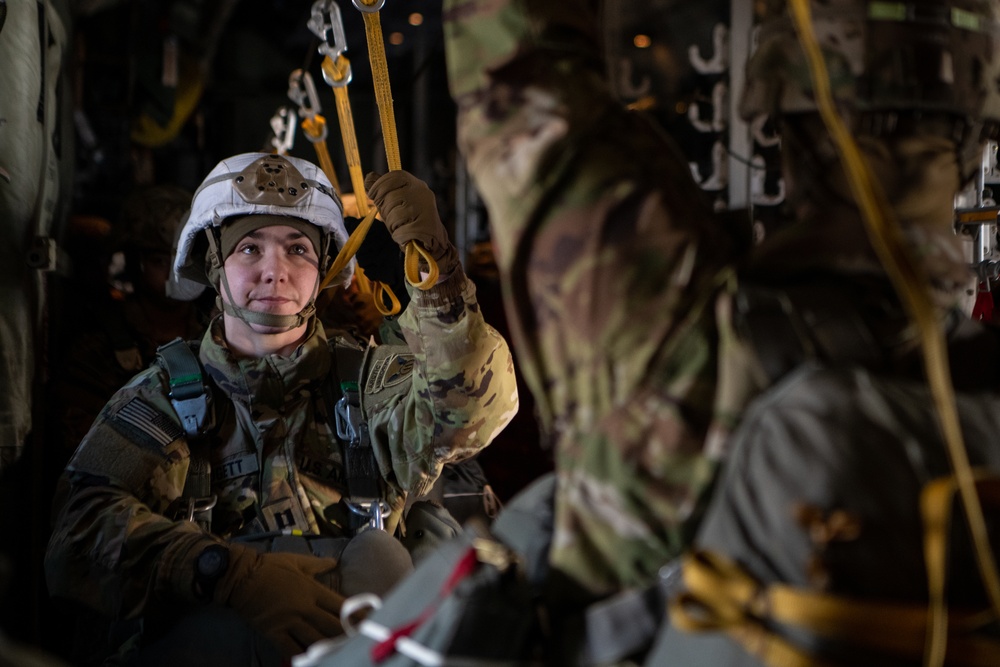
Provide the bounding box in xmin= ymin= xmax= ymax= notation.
xmin=670 ymin=548 xmax=1000 ymax=667
xmin=357 ymin=0 xmax=439 ymax=289
xmin=787 ymin=0 xmax=1000 ymax=650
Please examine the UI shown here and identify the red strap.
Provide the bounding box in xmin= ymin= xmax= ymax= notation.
xmin=972 ymin=283 xmax=994 ymax=322
xmin=371 ymin=546 xmax=480 ymax=662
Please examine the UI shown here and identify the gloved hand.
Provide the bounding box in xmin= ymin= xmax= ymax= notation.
xmin=215 ymin=543 xmax=345 ymax=658
xmin=365 ymin=171 xmax=460 ymax=276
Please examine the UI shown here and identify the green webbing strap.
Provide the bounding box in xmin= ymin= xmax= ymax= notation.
xmin=157 ymin=337 xmax=205 ymax=401
xmin=156 ymin=338 xmax=211 ymax=439
xmin=156 ymin=337 xmax=216 ymax=529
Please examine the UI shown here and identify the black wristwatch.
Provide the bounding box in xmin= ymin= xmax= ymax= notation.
xmin=193 ymin=544 xmax=230 ymax=601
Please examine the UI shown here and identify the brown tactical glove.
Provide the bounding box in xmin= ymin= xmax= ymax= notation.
xmin=365 ymin=170 xmax=460 ymax=276
xmin=212 ymin=542 xmax=345 ymax=658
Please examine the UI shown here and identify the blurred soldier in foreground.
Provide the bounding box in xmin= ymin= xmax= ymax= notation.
xmin=429 ymin=0 xmax=1000 ymax=664
xmin=44 ymin=153 xmax=518 ymax=666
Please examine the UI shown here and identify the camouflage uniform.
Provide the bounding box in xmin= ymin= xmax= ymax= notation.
xmin=45 ymin=262 xmax=518 ymax=623
xmin=442 ymin=0 xmax=986 ymax=603
xmin=442 ymin=0 xmax=751 ymax=599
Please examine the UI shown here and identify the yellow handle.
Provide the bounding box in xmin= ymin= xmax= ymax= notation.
xmin=357 ymin=2 xmax=439 ymax=288
xmin=373 ymin=280 xmax=402 ymax=316
xmin=404 ymin=241 xmax=438 ymax=289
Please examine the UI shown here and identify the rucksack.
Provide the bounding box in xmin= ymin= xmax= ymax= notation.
xmin=652 ymin=282 xmax=1000 ymax=666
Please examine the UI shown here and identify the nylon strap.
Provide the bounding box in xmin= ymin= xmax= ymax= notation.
xmin=921 ymin=473 xmax=1000 ymax=667
xmin=302 ymin=115 xmax=342 ymax=194
xmin=331 ymin=341 xmax=382 ymax=505
xmin=313 ymin=51 xmax=402 ymax=315
xmin=156 ymin=338 xmax=210 ymax=437
xmin=155 ymin=338 xmax=216 ymax=530
xmin=670 ymin=542 xmax=1000 ymax=666
xmin=356 ymin=0 xmax=439 ymax=290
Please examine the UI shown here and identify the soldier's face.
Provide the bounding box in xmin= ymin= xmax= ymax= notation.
xmin=221 ymin=224 xmax=321 ymax=331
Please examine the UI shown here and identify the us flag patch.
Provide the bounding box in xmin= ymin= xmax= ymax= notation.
xmin=113 ymin=397 xmax=183 ymax=447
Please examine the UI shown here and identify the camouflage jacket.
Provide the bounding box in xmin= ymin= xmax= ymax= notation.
xmin=443 ymin=0 xmax=755 ymax=598
xmin=443 ymin=0 xmax=981 ymax=601
xmin=45 ymin=269 xmax=518 ymax=619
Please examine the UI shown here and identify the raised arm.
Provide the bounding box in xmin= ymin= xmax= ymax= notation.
xmin=361 ymin=170 xmax=519 ymax=497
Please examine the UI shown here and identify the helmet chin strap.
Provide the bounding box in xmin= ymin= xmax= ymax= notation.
xmin=219 ymin=297 xmax=316 ymax=329
xmin=215 ymin=268 xmax=321 ymax=331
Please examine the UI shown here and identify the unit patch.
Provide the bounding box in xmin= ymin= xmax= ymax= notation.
xmin=261 ymin=496 xmax=309 ymax=532
xmin=112 ymin=397 xmax=183 ymax=448
xmin=365 ymin=352 xmax=415 ymax=394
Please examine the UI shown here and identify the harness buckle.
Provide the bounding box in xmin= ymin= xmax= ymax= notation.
xmin=185 ymin=494 xmax=218 ymax=522
xmin=346 ymin=499 xmax=390 ymax=532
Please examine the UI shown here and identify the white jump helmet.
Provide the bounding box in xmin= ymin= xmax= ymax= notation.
xmin=171 ymin=152 xmax=354 ymax=328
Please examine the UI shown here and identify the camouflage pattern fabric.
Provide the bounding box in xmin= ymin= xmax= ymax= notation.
xmin=442 ymin=0 xmax=987 ymax=609
xmin=443 ymin=0 xmax=751 ymax=598
xmin=44 ymin=268 xmax=518 ymax=620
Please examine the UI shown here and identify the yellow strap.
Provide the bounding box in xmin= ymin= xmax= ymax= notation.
xmin=321 ymin=207 xmax=379 ymax=291
xmin=405 ymin=242 xmax=439 ymax=289
xmin=319 ymin=53 xmax=402 ymax=315
xmin=922 ymin=474 xmax=1000 ymax=667
xmin=322 ymin=55 xmax=370 ymax=218
xmin=669 ymin=553 xmax=832 ymax=667
xmin=301 ymin=114 xmax=342 ymax=194
xmin=788 ymin=0 xmax=1000 ymax=630
xmin=373 ymin=280 xmax=402 ymax=316
xmin=357 ymin=0 xmax=439 ymax=288
xmin=671 ymin=549 xmax=1000 ymax=667
xmin=360 ymin=8 xmax=401 ymax=172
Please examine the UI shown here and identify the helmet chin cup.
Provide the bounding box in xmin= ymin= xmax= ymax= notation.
xmin=221 ymin=300 xmax=316 ymax=330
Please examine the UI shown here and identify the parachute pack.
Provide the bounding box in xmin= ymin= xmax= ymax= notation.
xmin=655 ymin=280 xmax=1000 ymax=666
xmin=295 ymin=277 xmax=1000 ymax=667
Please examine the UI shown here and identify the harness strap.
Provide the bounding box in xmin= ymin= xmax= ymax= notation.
xmin=671 ymin=551 xmax=1000 ymax=667
xmin=156 ymin=337 xmax=215 ymax=530
xmin=327 ymin=339 xmax=387 ymax=530
xmin=156 ymin=337 xmax=210 ymax=436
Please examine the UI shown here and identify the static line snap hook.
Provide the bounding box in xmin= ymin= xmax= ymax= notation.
xmin=288 ymin=69 xmax=322 ymax=118
xmin=308 ymin=0 xmax=348 ymax=59
xmin=351 ymin=0 xmax=385 ymax=14
xmin=270 ymin=106 xmax=298 ymax=155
